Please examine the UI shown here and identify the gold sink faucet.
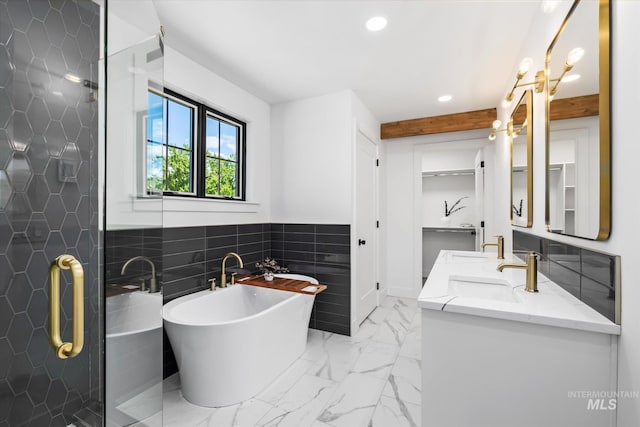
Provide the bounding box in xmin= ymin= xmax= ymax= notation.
xmin=482 ymin=235 xmax=504 ymax=259
xmin=497 ymin=251 xmax=538 ymax=293
xmin=220 ymin=252 xmax=244 ymax=288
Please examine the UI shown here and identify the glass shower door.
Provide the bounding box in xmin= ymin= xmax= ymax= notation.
xmin=0 ymin=0 xmax=104 ymax=425
xmin=105 ymin=34 xmax=164 ymax=427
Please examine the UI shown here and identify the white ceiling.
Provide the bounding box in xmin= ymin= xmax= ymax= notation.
xmin=152 ymin=0 xmax=544 ymax=123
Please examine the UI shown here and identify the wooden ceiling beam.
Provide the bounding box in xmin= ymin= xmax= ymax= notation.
xmin=380 ymin=94 xmax=599 ymax=140
xmin=380 ymin=108 xmax=496 ymax=140
xmin=550 ymin=94 xmax=599 ymax=121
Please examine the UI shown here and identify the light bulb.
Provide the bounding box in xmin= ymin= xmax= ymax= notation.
xmin=566 ymin=47 xmax=585 ymax=66
xmin=518 ymin=57 xmax=533 ymax=75
xmin=502 ymin=99 xmax=512 ymax=109
xmin=492 ymin=120 xmax=502 ymax=129
xmin=488 ymin=132 xmax=497 ymax=141
xmin=438 ymin=94 xmax=452 ymax=102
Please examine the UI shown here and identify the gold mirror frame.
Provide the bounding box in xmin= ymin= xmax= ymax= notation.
xmin=544 ymin=0 xmax=610 ymax=240
xmin=510 ymin=90 xmax=533 ymax=227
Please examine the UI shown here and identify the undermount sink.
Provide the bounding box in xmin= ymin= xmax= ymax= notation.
xmin=447 ymin=275 xmax=520 ymax=303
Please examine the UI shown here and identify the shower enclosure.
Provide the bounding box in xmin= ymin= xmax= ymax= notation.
xmin=0 ymin=0 xmax=104 ymax=425
xmin=1 ymin=0 xmax=167 ymax=424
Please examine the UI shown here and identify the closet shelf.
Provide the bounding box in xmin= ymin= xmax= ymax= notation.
xmin=422 ymin=168 xmax=475 ymax=178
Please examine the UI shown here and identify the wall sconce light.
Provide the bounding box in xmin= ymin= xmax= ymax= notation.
xmin=548 ymin=47 xmax=584 ymax=96
xmin=488 ymin=119 xmax=511 ymax=141
xmin=512 ymin=126 xmax=523 ymax=139
xmin=512 ymin=118 xmax=527 ymax=139
xmin=504 ymin=57 xmax=545 ymax=106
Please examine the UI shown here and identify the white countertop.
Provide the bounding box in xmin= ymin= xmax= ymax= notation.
xmin=418 ymin=250 xmax=620 ymax=335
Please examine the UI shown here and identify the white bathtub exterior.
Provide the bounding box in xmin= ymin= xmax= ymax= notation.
xmin=163 ymin=277 xmax=316 ymax=407
xmin=106 ymin=291 xmax=163 ymax=427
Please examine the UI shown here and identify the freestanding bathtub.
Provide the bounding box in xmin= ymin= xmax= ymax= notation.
xmin=163 ymin=274 xmax=317 ymax=407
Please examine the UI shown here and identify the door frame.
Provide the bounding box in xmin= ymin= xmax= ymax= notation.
xmin=412 ymin=136 xmax=491 ymax=298
xmin=350 ymin=122 xmax=380 ymax=335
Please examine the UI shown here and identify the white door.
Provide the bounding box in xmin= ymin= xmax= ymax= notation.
xmin=356 ymin=131 xmax=378 ymax=324
xmin=474 ymin=149 xmax=485 ymax=250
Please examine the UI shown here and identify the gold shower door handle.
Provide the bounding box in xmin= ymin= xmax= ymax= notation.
xmin=49 ymin=254 xmax=84 ymax=359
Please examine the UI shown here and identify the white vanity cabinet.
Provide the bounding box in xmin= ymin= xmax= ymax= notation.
xmin=419 ymin=250 xmax=619 ymax=427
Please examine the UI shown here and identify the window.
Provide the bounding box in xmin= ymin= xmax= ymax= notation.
xmin=146 ymin=89 xmax=246 ymax=199
xmin=147 ymin=91 xmax=197 ymax=194
xmin=205 ymin=113 xmax=241 ymax=197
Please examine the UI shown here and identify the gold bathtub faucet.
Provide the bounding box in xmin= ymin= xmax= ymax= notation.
xmin=497 ymin=251 xmax=539 ymax=293
xmin=221 ymin=252 xmax=244 ymax=288
xmin=121 ymin=256 xmax=158 ymax=293
xmin=482 ymin=235 xmax=504 ymax=259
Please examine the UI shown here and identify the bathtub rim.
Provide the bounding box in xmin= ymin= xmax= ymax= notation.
xmin=272 ymin=273 xmax=319 ymax=285
xmin=162 ymin=284 xmax=310 ymax=327
xmin=106 ymin=291 xmax=163 ymax=339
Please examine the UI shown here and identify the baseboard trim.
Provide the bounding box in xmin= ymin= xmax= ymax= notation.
xmin=387 ymin=287 xmax=420 ymax=299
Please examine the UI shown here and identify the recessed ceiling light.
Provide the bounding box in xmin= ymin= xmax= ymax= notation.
xmin=438 ymin=95 xmax=453 ymax=103
xmin=366 ymin=16 xmax=387 ymax=32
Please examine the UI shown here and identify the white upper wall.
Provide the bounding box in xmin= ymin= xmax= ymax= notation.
xmin=108 ymin=0 xmax=159 ymax=55
xmin=106 ymin=10 xmax=163 ymax=230
xmin=162 ymin=46 xmax=272 ymax=227
xmin=105 ymin=7 xmax=272 ymax=229
xmin=422 ymin=175 xmax=476 ymax=227
xmin=422 ymin=147 xmax=477 ymax=172
xmin=107 ymin=6 xmax=381 ymax=230
xmin=271 ymin=90 xmax=379 ymax=224
xmin=350 ymin=91 xmax=380 ymax=144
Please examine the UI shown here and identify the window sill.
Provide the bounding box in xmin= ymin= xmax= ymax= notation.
xmin=132 ymin=196 xmax=260 ymax=213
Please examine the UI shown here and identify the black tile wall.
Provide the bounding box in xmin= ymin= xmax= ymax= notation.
xmin=106 ymin=222 xmax=351 ymax=379
xmin=104 ymin=228 xmax=163 ymax=289
xmin=513 ymin=230 xmax=618 ymax=323
xmin=271 ymin=223 xmax=351 ymax=336
xmin=0 ymin=1 xmax=102 ymax=425
xmin=158 ymin=224 xmax=270 ymax=302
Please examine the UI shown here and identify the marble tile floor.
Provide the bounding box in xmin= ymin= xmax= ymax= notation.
xmin=162 ymin=296 xmax=421 ymax=427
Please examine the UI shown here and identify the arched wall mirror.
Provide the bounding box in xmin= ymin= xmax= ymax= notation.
xmin=545 ymin=0 xmax=610 ymax=240
xmin=511 ymin=90 xmax=533 ymax=227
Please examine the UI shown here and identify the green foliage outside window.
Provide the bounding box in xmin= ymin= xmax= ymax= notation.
xmin=205 ymin=156 xmax=237 ymax=197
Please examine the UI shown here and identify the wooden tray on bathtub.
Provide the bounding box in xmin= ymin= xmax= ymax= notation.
xmin=236 ymin=275 xmax=327 ymax=295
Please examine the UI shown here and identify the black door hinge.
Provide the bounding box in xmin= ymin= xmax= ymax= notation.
xmin=480 ymin=161 xmax=485 ymax=168
xmin=480 ymin=220 xmax=485 ymax=228
xmin=376 ymin=159 xmax=379 ymax=167
xmin=376 ymin=220 xmax=379 ymax=228
xmin=376 ymin=282 xmax=380 ymax=290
